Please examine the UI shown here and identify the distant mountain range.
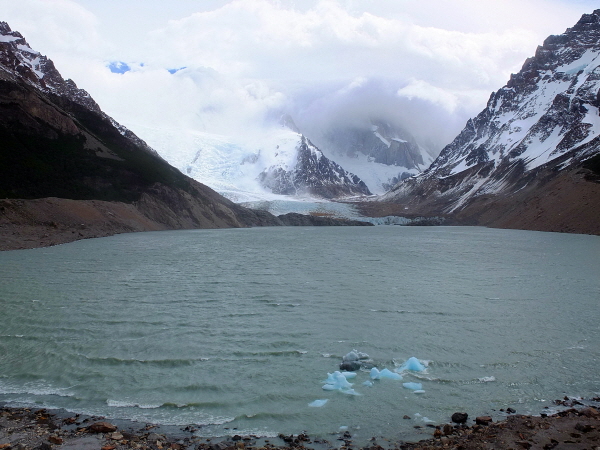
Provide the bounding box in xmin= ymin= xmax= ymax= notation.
xmin=377 ymin=10 xmax=600 ymax=235
xmin=2 ymin=9 xmax=599 ymax=240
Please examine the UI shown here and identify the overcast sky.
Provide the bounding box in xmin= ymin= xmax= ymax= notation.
xmin=2 ymin=0 xmax=598 ymax=150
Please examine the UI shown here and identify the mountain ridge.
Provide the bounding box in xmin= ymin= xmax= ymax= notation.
xmin=376 ymin=10 xmax=600 ymax=235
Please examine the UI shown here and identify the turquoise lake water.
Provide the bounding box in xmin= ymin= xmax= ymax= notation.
xmin=0 ymin=226 xmax=598 ymax=444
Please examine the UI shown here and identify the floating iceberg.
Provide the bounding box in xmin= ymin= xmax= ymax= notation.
xmin=397 ymin=357 xmax=426 ymax=372
xmin=308 ymin=399 xmax=328 ymax=407
xmin=370 ymin=367 xmax=402 ymax=380
xmin=340 ymin=388 xmax=360 ymax=395
xmin=322 ymin=371 xmax=354 ymax=391
xmin=380 ymin=368 xmax=403 ymax=380
xmin=362 ymin=380 xmax=373 ymax=387
xmin=402 ymin=382 xmax=423 ymax=390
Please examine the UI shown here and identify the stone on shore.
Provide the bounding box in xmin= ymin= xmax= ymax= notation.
xmin=451 ymin=412 xmax=468 ymax=424
xmin=476 ymin=416 xmax=493 ymax=425
xmin=88 ymin=421 xmax=118 ymax=433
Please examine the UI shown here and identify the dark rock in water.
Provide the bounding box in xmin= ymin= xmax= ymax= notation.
xmin=476 ymin=416 xmax=493 ymax=425
xmin=507 ymin=408 xmax=517 ymax=414
xmin=451 ymin=412 xmax=468 ymax=424
xmin=339 ymin=349 xmax=375 ymax=371
xmin=340 ymin=361 xmax=361 ymax=371
xmin=403 ymin=415 xmax=411 ymax=420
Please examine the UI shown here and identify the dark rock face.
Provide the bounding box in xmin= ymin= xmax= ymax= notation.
xmin=325 ymin=121 xmax=428 ymax=169
xmin=320 ymin=120 xmax=434 ymax=191
xmin=259 ymin=136 xmax=372 ymax=199
xmin=382 ymin=10 xmax=600 ymax=235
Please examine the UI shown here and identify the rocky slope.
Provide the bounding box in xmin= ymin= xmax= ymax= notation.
xmin=0 ymin=21 xmax=290 ymax=249
xmin=380 ymin=10 xmax=600 ymax=235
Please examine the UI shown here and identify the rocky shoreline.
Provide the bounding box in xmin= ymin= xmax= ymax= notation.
xmin=0 ymin=198 xmax=373 ymax=252
xmin=1 ymin=399 xmax=598 ymax=450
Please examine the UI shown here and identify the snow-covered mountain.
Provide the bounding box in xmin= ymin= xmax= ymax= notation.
xmin=259 ymin=134 xmax=371 ymax=198
xmin=381 ymin=10 xmax=600 ymax=233
xmin=133 ymin=120 xmax=372 ymax=202
xmin=315 ymin=120 xmax=435 ymax=193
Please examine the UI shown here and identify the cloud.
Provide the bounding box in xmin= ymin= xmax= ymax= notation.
xmin=0 ymin=0 xmax=104 ymax=56
xmin=1 ymin=0 xmax=598 ymax=155
xmin=397 ymin=80 xmax=460 ymax=113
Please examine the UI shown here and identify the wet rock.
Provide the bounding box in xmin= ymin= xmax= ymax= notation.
xmin=60 ymin=436 xmax=104 ymax=449
xmin=451 ymin=412 xmax=468 ymax=424
xmin=475 ymin=416 xmax=493 ymax=425
xmin=339 ymin=361 xmax=361 ymax=371
xmin=574 ymin=422 xmax=595 ymax=433
xmin=442 ymin=424 xmax=453 ymax=435
xmin=403 ymin=415 xmax=411 ymax=420
xmin=88 ymin=421 xmax=117 ymax=433
xmin=211 ymin=442 xmax=231 ymax=450
xmin=34 ymin=444 xmax=52 ymax=450
xmin=580 ymin=407 xmax=599 ymax=418
xmin=109 ymin=432 xmax=123 ymax=440
xmin=147 ymin=432 xmax=166 ymax=443
xmin=506 ymin=407 xmax=517 ymax=414
xmin=48 ymin=435 xmax=63 ymax=444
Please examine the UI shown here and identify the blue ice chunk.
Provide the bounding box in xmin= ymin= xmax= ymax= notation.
xmin=413 ymin=390 xmax=426 ymax=394
xmin=341 ymin=372 xmax=357 ymax=379
xmin=379 ymin=368 xmax=402 ymax=380
xmin=370 ymin=367 xmax=380 ymax=379
xmin=403 ymin=382 xmax=423 ymax=390
xmin=308 ymin=399 xmax=328 ymax=407
xmin=362 ymin=380 xmax=373 ymax=387
xmin=398 ymin=357 xmax=426 ymax=372
xmin=322 ymin=371 xmax=353 ymax=391
xmin=340 ymin=388 xmax=361 ymax=395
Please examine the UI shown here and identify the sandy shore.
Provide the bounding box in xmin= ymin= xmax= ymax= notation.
xmin=1 ymin=399 xmax=598 ymax=450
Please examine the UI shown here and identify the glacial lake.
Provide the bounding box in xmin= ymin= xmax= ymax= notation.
xmin=0 ymin=226 xmax=599 ymax=444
